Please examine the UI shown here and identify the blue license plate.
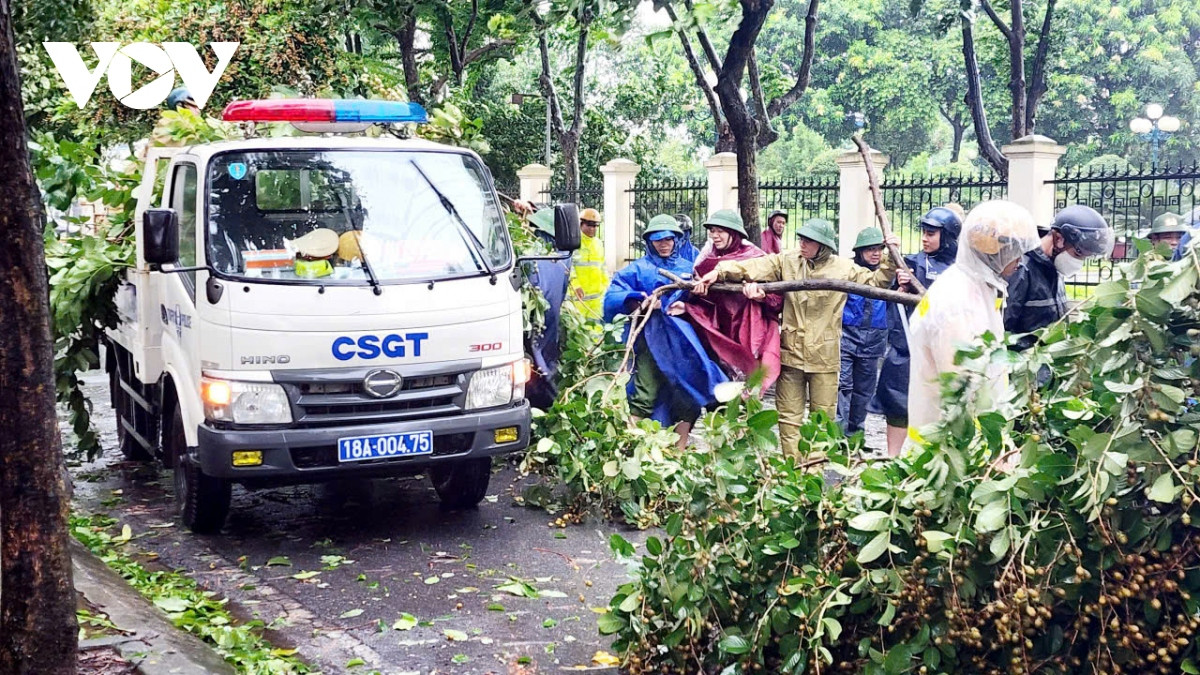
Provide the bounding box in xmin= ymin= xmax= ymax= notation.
xmin=337 ymin=431 xmax=434 ymax=462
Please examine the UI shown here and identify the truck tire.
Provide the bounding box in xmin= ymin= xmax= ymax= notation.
xmin=110 ymin=367 xmax=152 ymax=462
xmin=430 ymin=458 xmax=492 ymax=509
xmin=166 ymin=403 xmax=230 ymax=533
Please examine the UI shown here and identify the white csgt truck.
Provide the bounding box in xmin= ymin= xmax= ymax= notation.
xmin=104 ymin=99 xmax=578 ymax=532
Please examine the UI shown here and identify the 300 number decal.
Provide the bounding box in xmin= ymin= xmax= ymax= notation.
xmin=469 ymin=342 xmax=503 ymax=352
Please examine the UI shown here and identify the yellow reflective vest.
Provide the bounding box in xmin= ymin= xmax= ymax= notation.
xmin=569 ymin=233 xmax=609 ymax=320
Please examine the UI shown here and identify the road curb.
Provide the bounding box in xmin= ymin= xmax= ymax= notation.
xmin=71 ymin=539 xmax=235 ymax=675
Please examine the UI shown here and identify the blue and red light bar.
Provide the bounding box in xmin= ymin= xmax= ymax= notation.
xmin=221 ymin=99 xmax=428 ymax=124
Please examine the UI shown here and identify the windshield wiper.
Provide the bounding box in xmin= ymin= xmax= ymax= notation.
xmin=334 ymin=190 xmax=382 ymax=295
xmin=408 ymin=160 xmax=497 ymax=284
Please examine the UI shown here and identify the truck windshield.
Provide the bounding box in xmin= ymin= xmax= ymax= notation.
xmin=206 ymin=150 xmax=510 ymax=284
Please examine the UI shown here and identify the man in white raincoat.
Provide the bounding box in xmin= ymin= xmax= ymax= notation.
xmin=906 ymin=201 xmax=1041 ymax=440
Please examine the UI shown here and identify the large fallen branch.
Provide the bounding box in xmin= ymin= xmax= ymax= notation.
xmin=851 ymin=134 xmax=925 ymax=295
xmin=656 ymin=269 xmax=920 ymax=307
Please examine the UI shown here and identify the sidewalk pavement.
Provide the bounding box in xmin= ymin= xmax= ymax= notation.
xmin=72 ymin=539 xmax=235 ymax=675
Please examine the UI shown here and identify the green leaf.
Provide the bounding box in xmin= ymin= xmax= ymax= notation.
xmin=443 ymin=629 xmax=469 ymax=642
xmin=346 ymin=658 xmax=365 ymax=668
xmin=921 ymin=530 xmax=953 ymax=552
xmin=618 ymin=592 xmax=642 ymax=613
xmin=339 ymin=608 xmax=364 ymax=619
xmin=602 ymin=460 xmax=620 ymax=477
xmin=609 ymin=534 xmax=635 ymax=558
xmin=645 ymin=536 xmax=663 ymax=556
xmin=266 ymin=556 xmax=292 ymax=567
xmin=1148 ymin=472 xmax=1178 ymax=503
xmin=718 ymin=634 xmax=751 ymax=655
xmin=858 ymin=531 xmax=890 ymax=564
xmin=392 ymin=613 xmax=417 ymax=630
xmin=848 ymin=510 xmax=891 ymax=532
xmin=597 ymin=612 xmax=624 ymax=635
xmin=976 ymin=499 xmax=1009 ymax=533
xmin=153 ymin=597 xmax=190 ymax=613
xmin=542 ymin=618 xmax=558 ymax=628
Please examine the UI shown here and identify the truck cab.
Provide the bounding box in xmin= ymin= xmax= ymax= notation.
xmin=105 ymin=100 xmax=577 ymax=532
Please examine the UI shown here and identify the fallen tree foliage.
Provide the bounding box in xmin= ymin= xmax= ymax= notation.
xmin=605 ymin=243 xmax=1200 ymax=674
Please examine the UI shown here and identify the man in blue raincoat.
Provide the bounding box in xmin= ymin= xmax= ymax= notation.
xmin=837 ymin=228 xmax=890 ymax=436
xmin=604 ymin=215 xmax=727 ymax=449
xmin=524 ymin=208 xmax=571 ymax=409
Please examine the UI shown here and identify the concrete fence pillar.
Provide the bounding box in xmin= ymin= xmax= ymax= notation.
xmin=600 ymin=158 xmax=640 ymax=274
xmin=517 ymin=163 xmax=552 ymax=204
xmin=704 ymin=153 xmax=739 ymax=216
xmin=1002 ymin=135 xmax=1066 ymax=226
xmin=835 ymin=148 xmax=889 ymax=257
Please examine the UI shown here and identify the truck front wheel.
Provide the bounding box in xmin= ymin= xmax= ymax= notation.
xmin=430 ymin=458 xmax=492 ymax=509
xmin=166 ymin=403 xmax=230 ymax=533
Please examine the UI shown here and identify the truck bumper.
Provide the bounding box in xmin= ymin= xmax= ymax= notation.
xmin=195 ymin=402 xmax=530 ymax=484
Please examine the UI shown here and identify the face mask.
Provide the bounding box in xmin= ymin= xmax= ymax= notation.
xmin=1054 ymin=252 xmax=1085 ymax=277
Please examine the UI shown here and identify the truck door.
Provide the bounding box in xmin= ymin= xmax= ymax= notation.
xmin=159 ymin=162 xmax=202 ymax=417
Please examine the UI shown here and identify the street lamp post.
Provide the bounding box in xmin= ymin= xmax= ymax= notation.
xmin=511 ymin=92 xmax=553 ymax=169
xmin=1129 ymin=104 xmax=1181 ymax=167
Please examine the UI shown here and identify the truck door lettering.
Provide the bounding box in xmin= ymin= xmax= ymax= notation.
xmin=331 ymin=332 xmax=431 ymax=360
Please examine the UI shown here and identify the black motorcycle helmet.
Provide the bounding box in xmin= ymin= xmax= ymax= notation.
xmin=1051 ymin=205 xmax=1114 ymax=257
xmin=920 ymin=206 xmax=963 ymax=261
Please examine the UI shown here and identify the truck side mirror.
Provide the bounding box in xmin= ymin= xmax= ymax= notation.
xmin=144 ymin=208 xmax=180 ymax=265
xmin=553 ymin=204 xmax=581 ymax=252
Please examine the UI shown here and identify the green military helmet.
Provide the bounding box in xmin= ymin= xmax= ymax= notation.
xmin=527 ymin=208 xmax=555 ymax=237
xmin=853 ymin=228 xmax=885 ymax=250
xmin=645 ymin=214 xmax=684 ymax=239
xmin=702 ymin=209 xmax=749 ymax=238
xmin=1151 ymin=212 xmax=1187 ymax=237
xmin=797 ymin=218 xmax=838 ymax=250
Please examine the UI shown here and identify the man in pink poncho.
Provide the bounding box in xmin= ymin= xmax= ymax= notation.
xmin=670 ymin=209 xmax=783 ymax=390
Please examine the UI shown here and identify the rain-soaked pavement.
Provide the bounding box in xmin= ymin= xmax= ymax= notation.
xmin=66 ymin=370 xmax=888 ymax=674
xmin=68 ymin=370 xmax=644 ymax=674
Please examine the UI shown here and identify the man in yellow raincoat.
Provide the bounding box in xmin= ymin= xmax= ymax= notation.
xmin=693 ymin=218 xmax=899 ymax=456
xmin=569 ymin=207 xmax=609 ymax=320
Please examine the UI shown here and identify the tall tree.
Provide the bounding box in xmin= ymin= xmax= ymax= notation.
xmin=0 ymin=0 xmax=78 ymax=670
xmin=662 ymin=0 xmax=821 ymax=242
xmin=371 ymin=0 xmax=524 ymax=107
xmin=959 ymin=0 xmax=1058 ymax=173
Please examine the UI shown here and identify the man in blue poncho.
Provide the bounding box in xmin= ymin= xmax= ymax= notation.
xmin=604 ymin=215 xmax=727 ymax=449
xmin=524 ymin=208 xmax=571 ymax=409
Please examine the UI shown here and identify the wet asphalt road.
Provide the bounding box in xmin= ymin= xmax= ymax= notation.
xmin=67 ymin=371 xmax=643 ymax=675
xmin=66 ymin=371 xmax=889 ymax=674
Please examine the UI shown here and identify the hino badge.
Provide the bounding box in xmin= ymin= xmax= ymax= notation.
xmin=104 ymin=99 xmax=579 ymax=532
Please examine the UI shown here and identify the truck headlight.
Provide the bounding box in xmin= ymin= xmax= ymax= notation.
xmin=466 ymin=361 xmax=528 ymax=410
xmin=202 ymin=377 xmax=292 ymax=424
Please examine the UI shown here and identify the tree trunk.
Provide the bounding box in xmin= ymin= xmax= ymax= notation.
xmin=714 ymin=0 xmax=773 ymax=245
xmin=561 ymin=131 xmax=580 ymax=195
xmin=0 ymin=0 xmax=79 ymax=671
xmin=1007 ymin=0 xmax=1027 ymax=141
xmin=950 ymin=119 xmax=964 ymax=163
xmin=395 ymin=9 xmax=423 ymax=107
xmin=961 ymin=13 xmax=1008 ymax=175
xmin=1024 ymin=0 xmax=1057 ymax=133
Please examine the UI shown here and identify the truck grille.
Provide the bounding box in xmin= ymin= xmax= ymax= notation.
xmin=290 ymin=432 xmax=475 ymax=469
xmin=275 ymin=367 xmax=471 ymax=428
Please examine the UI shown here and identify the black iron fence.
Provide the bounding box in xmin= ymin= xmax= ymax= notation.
xmin=757 ymin=176 xmax=840 ymax=246
xmin=881 ymin=171 xmax=1007 ymax=256
xmin=627 ymin=179 xmax=708 ymax=261
xmin=541 ymin=184 xmax=603 ymax=210
xmin=1048 ymin=163 xmax=1200 ymax=295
